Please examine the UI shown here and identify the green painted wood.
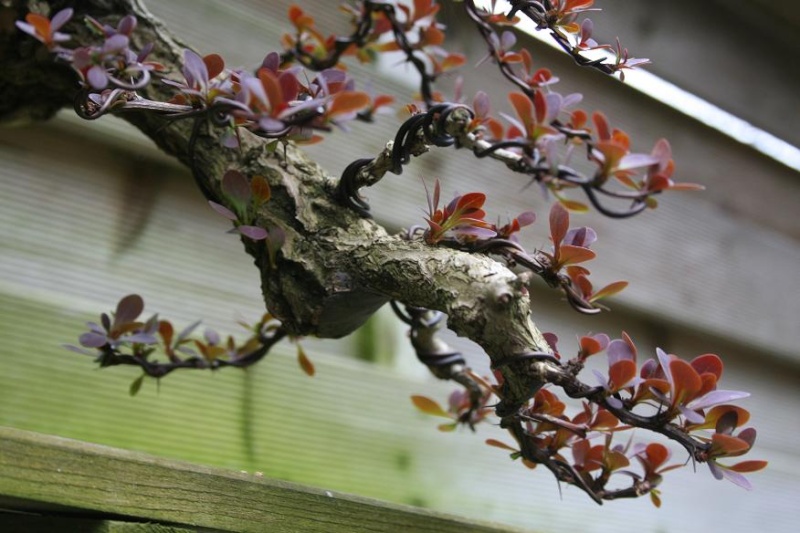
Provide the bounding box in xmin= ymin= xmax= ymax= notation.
xmin=0 ymin=427 xmax=521 ymax=533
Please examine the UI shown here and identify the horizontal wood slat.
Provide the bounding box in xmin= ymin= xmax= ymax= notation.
xmin=0 ymin=427 xmax=519 ymax=533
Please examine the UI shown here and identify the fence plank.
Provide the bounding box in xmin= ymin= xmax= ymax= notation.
xmin=0 ymin=515 xmax=198 ymax=533
xmin=0 ymin=427 xmax=522 ymax=533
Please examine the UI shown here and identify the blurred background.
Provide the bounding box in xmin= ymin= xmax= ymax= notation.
xmin=1 ymin=1 xmax=798 ymax=531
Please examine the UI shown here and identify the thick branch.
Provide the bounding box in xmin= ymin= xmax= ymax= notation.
xmin=4 ymin=0 xmax=553 ymax=409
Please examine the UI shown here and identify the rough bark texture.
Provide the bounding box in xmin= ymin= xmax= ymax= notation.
xmin=1 ymin=0 xmax=553 ymax=409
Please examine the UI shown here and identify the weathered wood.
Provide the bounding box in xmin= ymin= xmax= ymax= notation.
xmin=0 ymin=514 xmax=198 ymax=533
xmin=0 ymin=427 xmax=522 ymax=533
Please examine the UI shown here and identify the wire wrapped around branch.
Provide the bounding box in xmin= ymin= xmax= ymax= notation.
xmin=337 ymin=102 xmax=657 ymax=219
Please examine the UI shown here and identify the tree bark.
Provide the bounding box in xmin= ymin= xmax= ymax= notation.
xmin=1 ymin=0 xmax=555 ymax=409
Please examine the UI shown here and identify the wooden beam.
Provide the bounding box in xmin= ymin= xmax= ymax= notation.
xmin=0 ymin=427 xmax=523 ymax=533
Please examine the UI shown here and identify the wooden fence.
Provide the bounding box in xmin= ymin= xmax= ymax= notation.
xmin=0 ymin=427 xmax=520 ymax=533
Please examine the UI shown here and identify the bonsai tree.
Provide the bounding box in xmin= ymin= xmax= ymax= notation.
xmin=4 ymin=0 xmax=766 ymax=506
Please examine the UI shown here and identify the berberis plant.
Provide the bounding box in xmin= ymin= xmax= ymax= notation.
xmin=9 ymin=0 xmax=766 ymax=506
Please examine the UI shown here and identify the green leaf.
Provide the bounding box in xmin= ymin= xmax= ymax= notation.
xmin=129 ymin=374 xmax=144 ymax=397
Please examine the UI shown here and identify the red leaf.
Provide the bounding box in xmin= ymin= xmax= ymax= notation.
xmin=608 ymin=360 xmax=637 ymax=391
xmin=711 ymin=434 xmax=751 ymax=456
xmin=549 ymin=202 xmax=569 ymax=247
xmin=728 ymin=460 xmax=768 ymax=473
xmin=691 ymin=353 xmax=723 ymax=380
xmin=158 ymin=320 xmax=174 ymax=347
xmin=203 ymin=54 xmax=225 ymax=80
xmin=567 ymin=0 xmax=595 ymax=10
xmin=579 ymin=336 xmax=602 ymax=356
xmin=278 ymin=72 xmax=300 ymax=103
xmin=288 ymin=5 xmax=314 ymax=28
xmin=455 ymin=192 xmax=486 ymax=212
xmin=533 ymin=90 xmax=547 ymax=124
xmin=669 ymin=359 xmax=702 ymax=404
xmin=258 ymin=69 xmax=284 ymax=112
xmin=508 ymin=92 xmax=534 ymax=135
xmin=327 ymin=91 xmax=371 ymax=119
xmin=645 ymin=443 xmax=670 ymax=469
xmin=250 ymin=175 xmax=271 ymax=206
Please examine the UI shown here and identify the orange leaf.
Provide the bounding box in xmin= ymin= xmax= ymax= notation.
xmin=421 ymin=25 xmax=445 ymax=46
xmin=571 ymin=109 xmax=588 ymax=129
xmin=327 ymin=91 xmax=371 ymax=119
xmin=288 ymin=5 xmax=304 ymax=24
xmin=697 ymin=405 xmax=750 ymax=431
xmin=372 ymin=94 xmax=395 ymax=109
xmin=560 ymin=22 xmax=580 ymax=33
xmin=501 ymin=52 xmax=524 ymax=64
xmin=26 ymin=13 xmax=51 ymax=40
xmin=508 ymin=92 xmax=534 ymax=134
xmin=579 ymin=336 xmax=602 ymax=356
xmin=557 ymin=244 xmax=596 ymax=266
xmin=592 ymin=111 xmax=610 ymax=140
xmin=411 ymin=395 xmax=450 ymax=418
xmin=485 ymin=439 xmax=518 ymax=452
xmin=591 ymin=280 xmax=628 ymax=302
xmin=592 ymin=410 xmax=619 ymax=430
xmin=288 ymin=5 xmax=314 ymax=29
xmin=297 ymin=345 xmax=315 ymax=376
xmin=440 ymin=53 xmax=466 ymax=71
xmin=557 ymin=197 xmax=590 ymax=212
